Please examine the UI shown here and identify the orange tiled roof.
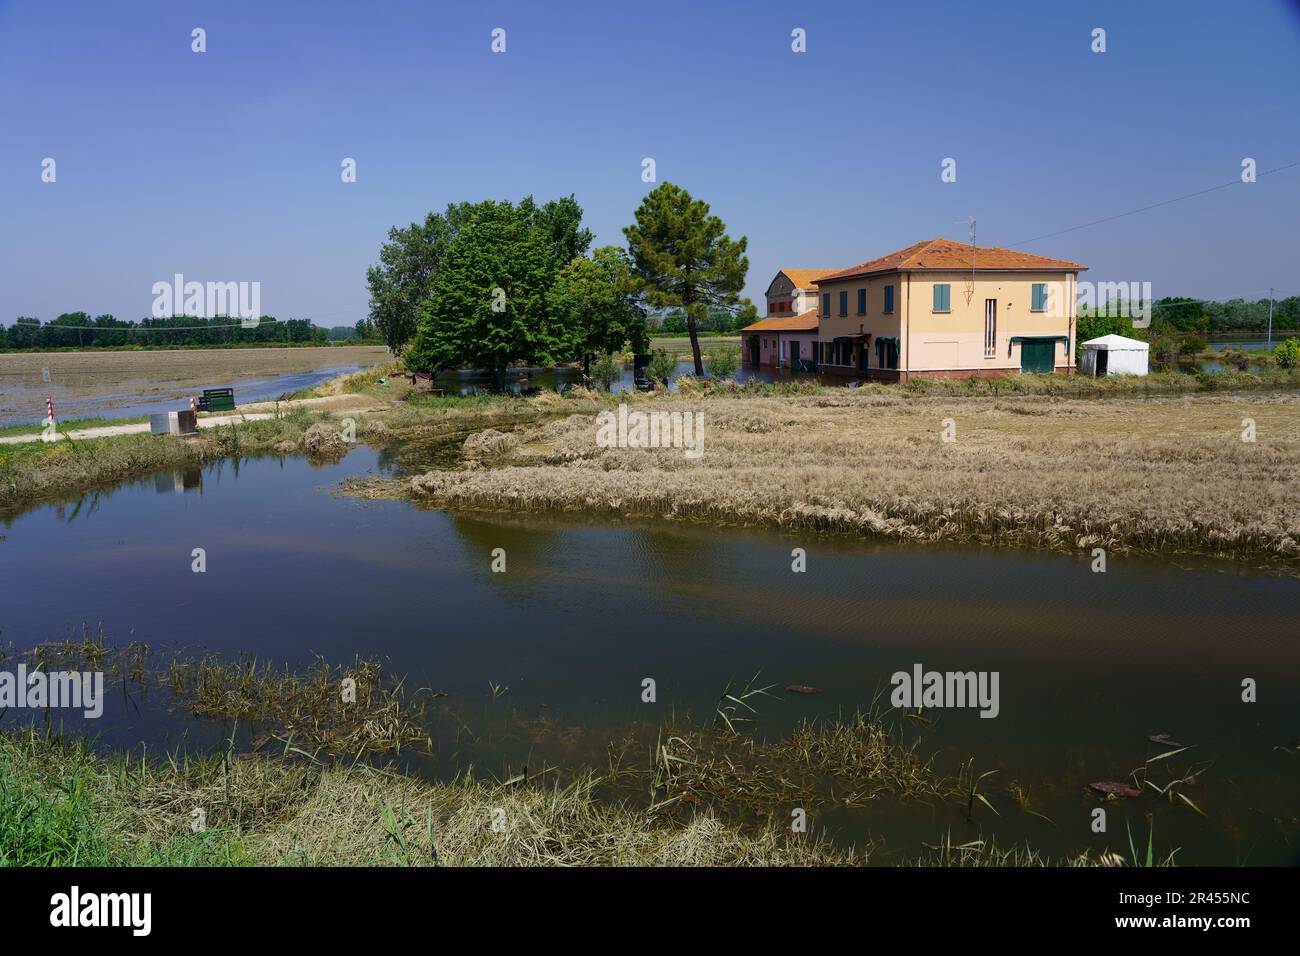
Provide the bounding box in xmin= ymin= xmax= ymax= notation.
xmin=813 ymin=239 xmax=1086 ymax=283
xmin=780 ymin=268 xmax=839 ymax=290
xmin=740 ymin=309 xmax=820 ymax=333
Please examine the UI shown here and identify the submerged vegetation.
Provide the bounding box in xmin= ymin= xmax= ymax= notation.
xmin=0 ymin=638 xmax=1206 ymax=867
xmin=164 ymin=655 xmax=433 ymax=758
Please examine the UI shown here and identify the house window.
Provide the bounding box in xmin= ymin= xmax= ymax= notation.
xmin=984 ymin=299 xmax=997 ymax=358
xmin=884 ymin=285 xmax=895 ymax=313
xmin=1031 ymin=283 xmax=1048 ymax=312
xmin=821 ymin=293 xmax=830 ymax=317
xmin=932 ymin=283 xmax=951 ymax=312
xmin=875 ymin=338 xmax=899 ymax=370
xmin=857 ymin=288 xmax=866 ymax=315
xmin=838 ymin=290 xmax=848 ymax=316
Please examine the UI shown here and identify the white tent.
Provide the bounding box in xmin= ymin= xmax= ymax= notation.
xmin=1080 ymin=333 xmax=1149 ymax=377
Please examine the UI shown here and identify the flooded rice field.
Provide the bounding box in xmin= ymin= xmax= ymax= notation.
xmin=0 ymin=346 xmax=389 ymax=426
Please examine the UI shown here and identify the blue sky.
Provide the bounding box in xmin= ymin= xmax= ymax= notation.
xmin=2 ymin=0 xmax=1298 ymax=325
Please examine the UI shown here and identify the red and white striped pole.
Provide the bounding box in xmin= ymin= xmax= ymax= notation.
xmin=189 ymin=395 xmax=197 ymax=415
xmin=46 ymin=396 xmax=54 ymax=424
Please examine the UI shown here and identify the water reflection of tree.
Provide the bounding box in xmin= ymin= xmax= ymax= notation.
xmin=444 ymin=513 xmax=569 ymax=601
xmin=444 ymin=511 xmax=733 ymax=612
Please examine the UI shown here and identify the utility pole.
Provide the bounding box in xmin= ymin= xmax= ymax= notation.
xmin=1267 ymin=287 xmax=1275 ymax=347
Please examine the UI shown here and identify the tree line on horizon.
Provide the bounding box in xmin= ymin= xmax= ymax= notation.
xmin=0 ymin=313 xmax=364 ymax=350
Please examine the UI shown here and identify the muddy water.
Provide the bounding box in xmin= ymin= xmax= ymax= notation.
xmin=2 ymin=449 xmax=1297 ymax=864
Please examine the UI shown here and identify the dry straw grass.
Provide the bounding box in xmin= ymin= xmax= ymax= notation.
xmin=393 ymin=389 xmax=1300 ymax=565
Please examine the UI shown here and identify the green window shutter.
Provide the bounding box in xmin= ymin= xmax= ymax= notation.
xmin=1032 ymin=283 xmax=1046 ymax=311
xmin=885 ymin=285 xmax=895 ymax=312
xmin=839 ymin=290 xmax=848 ymax=316
xmin=933 ymin=284 xmax=950 ymax=311
xmin=821 ymin=293 xmax=830 ymax=317
xmin=857 ymin=289 xmax=866 ymax=314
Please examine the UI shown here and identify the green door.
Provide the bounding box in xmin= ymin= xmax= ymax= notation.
xmin=789 ymin=341 xmax=799 ymax=368
xmin=1020 ymin=340 xmax=1054 ymax=373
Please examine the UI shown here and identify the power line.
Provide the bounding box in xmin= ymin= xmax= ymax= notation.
xmin=1010 ymin=159 xmax=1300 ymax=247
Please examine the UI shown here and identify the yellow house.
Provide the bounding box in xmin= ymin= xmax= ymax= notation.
xmin=811 ymin=239 xmax=1087 ymax=380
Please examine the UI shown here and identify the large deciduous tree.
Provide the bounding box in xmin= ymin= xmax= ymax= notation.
xmin=548 ymin=246 xmax=648 ymax=376
xmin=365 ymin=202 xmax=473 ymax=354
xmin=623 ymin=182 xmax=748 ymax=375
xmin=370 ymin=195 xmax=591 ymax=361
xmin=403 ymin=197 xmax=589 ymax=379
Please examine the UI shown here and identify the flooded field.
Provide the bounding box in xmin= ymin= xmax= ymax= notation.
xmin=2 ymin=447 xmax=1297 ymax=865
xmin=0 ymin=346 xmax=389 ymax=426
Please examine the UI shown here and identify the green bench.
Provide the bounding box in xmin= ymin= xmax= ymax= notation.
xmin=196 ymin=388 xmax=236 ymax=412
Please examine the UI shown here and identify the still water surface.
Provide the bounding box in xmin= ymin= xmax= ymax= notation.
xmin=2 ymin=449 xmax=1297 ymax=864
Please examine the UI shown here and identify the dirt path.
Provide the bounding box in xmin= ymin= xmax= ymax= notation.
xmin=0 ymin=394 xmax=387 ymax=445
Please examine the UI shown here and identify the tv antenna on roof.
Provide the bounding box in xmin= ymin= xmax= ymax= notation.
xmin=956 ymin=217 xmax=976 ymax=306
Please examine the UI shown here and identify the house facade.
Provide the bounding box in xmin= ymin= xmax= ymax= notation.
xmin=811 ymin=239 xmax=1086 ymax=380
xmin=740 ymin=268 xmax=835 ymax=369
xmin=739 ymin=312 xmax=819 ymax=369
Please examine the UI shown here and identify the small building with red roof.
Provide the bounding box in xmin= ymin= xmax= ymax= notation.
xmin=740 ymin=268 xmax=837 ymax=369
